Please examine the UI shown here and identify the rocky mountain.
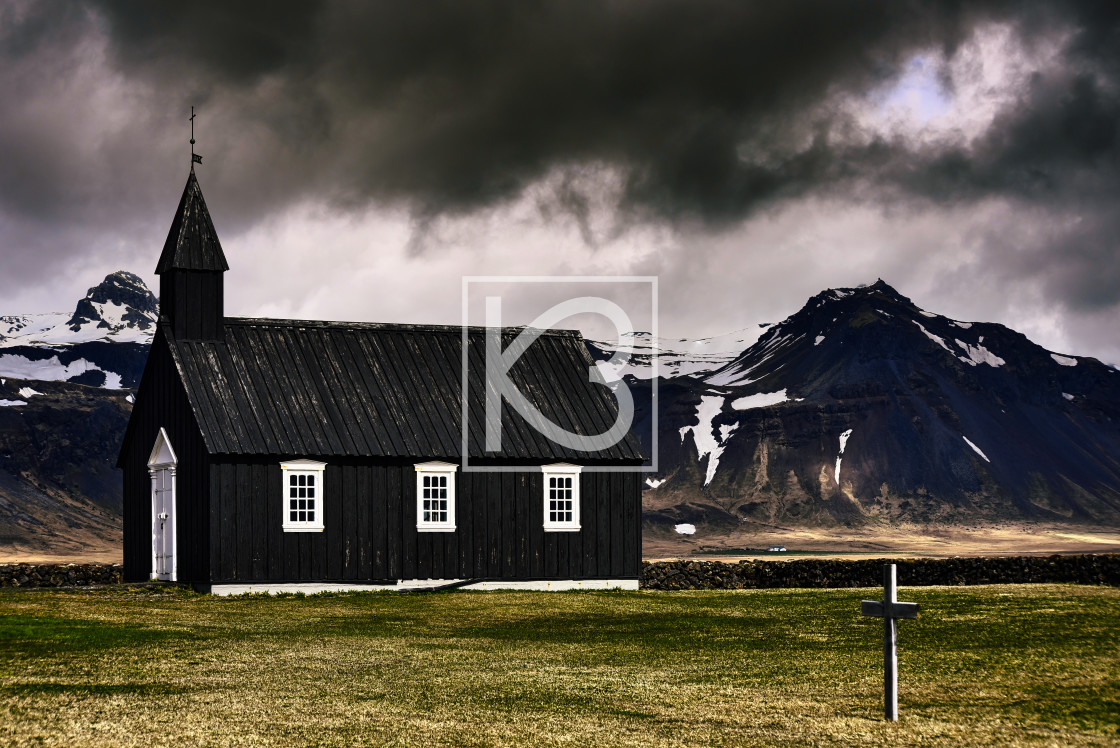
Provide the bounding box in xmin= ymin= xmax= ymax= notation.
xmin=620 ymin=280 xmax=1120 ymax=537
xmin=0 ymin=270 xmax=156 ymax=389
xmin=0 ymin=271 xmax=156 ymax=557
xmin=4 ymin=270 xmax=1120 ymax=558
xmin=0 ymin=379 xmax=130 ymax=558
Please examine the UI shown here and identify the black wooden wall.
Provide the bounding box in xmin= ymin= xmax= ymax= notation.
xmin=160 ymin=270 xmax=224 ymax=341
xmin=207 ymin=460 xmax=641 ymax=583
xmin=122 ymin=330 xmax=642 ymax=585
xmin=120 ymin=331 xmax=211 ymax=583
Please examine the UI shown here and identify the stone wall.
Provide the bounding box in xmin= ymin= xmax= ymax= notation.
xmin=641 ymin=555 xmax=1120 ymax=590
xmin=2 ymin=556 xmax=1118 ymax=590
xmin=0 ymin=563 xmax=122 ymax=588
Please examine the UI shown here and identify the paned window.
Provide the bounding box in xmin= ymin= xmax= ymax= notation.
xmin=415 ymin=462 xmax=457 ymax=532
xmin=548 ymin=476 xmax=574 ymax=523
xmin=542 ymin=464 xmax=581 ymax=532
xmin=281 ymin=460 xmax=326 ymax=532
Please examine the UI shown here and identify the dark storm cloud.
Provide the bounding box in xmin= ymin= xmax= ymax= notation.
xmin=1 ymin=0 xmax=1119 ymax=317
xmin=899 ymin=59 xmax=1120 ymax=203
xmin=76 ymin=0 xmax=1018 ymax=219
xmin=93 ymin=2 xmax=324 ymax=86
xmin=0 ymin=1 xmax=1109 ymax=220
xmin=894 ymin=29 xmax=1120 ymax=310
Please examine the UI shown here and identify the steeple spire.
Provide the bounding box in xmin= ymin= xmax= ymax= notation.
xmin=156 ymin=169 xmax=228 ymax=340
xmin=156 ymin=170 xmax=228 ymax=273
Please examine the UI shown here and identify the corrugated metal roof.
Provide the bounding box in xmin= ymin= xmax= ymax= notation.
xmin=155 ymin=169 xmax=230 ymax=274
xmin=166 ymin=318 xmax=645 ymax=462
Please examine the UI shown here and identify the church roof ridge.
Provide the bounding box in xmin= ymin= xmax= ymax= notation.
xmin=221 ymin=316 xmax=585 ymax=338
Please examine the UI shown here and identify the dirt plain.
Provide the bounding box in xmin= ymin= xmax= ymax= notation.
xmin=643 ymin=522 xmax=1120 ymax=560
xmin=4 ymin=522 xmax=1120 ymax=565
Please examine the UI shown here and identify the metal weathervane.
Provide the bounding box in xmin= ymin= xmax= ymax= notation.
xmin=190 ymin=106 xmax=202 ymax=166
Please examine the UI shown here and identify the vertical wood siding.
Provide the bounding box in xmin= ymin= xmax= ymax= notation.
xmin=208 ymin=462 xmax=641 ymax=583
xmin=121 ymin=332 xmax=210 ymax=583
xmin=162 ymin=272 xmax=224 ymax=341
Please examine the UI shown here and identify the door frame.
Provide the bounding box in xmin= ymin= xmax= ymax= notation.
xmin=148 ymin=427 xmax=178 ymax=582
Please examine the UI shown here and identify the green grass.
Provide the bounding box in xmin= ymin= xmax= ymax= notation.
xmin=0 ymin=585 xmax=1117 ymax=746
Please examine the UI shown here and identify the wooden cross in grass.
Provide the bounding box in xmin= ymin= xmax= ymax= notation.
xmin=861 ymin=563 xmax=919 ymax=721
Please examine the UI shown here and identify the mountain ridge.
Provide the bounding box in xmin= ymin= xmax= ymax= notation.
xmin=2 ymin=271 xmax=1119 ymax=559
xmin=0 ymin=271 xmax=157 ymax=556
xmin=0 ymin=271 xmax=156 ymax=390
xmin=628 ymin=280 xmax=1120 ymax=537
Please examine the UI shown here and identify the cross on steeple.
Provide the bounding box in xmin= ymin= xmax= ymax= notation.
xmin=190 ymin=106 xmax=202 ymax=167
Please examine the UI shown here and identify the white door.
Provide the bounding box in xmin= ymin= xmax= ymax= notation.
xmin=149 ymin=428 xmax=178 ymax=582
xmin=151 ymin=466 xmax=176 ymax=581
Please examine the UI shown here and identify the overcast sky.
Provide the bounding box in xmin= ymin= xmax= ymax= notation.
xmin=2 ymin=1 xmax=1118 ymax=363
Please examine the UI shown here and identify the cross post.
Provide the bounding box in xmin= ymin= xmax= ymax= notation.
xmin=190 ymin=106 xmax=201 ymax=165
xmin=860 ymin=563 xmax=919 ymax=721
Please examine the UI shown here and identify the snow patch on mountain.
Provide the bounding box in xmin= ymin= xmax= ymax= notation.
xmin=1051 ymin=354 xmax=1078 ymax=367
xmin=675 ymin=523 xmax=696 ymax=535
xmin=731 ymin=389 xmax=799 ymax=410
xmin=913 ymin=321 xmax=951 ymax=352
xmin=0 ymin=399 xmax=27 ymax=407
xmin=705 ymin=358 xmax=767 ymax=387
xmin=763 ymin=333 xmax=803 ymax=353
xmin=952 ymin=320 xmax=973 ymax=329
xmin=591 ymin=328 xmax=760 ymax=380
xmin=0 ymin=354 xmax=123 ymax=389
xmin=1062 ymin=392 xmax=1075 ymax=401
xmin=1 ymin=307 xmax=152 ymax=348
xmin=835 ymin=428 xmax=853 ymax=485
xmin=645 ymin=478 xmax=666 ymax=489
xmin=963 ymin=436 xmax=991 ymax=463
xmin=955 ymin=339 xmax=1006 ymax=367
xmin=814 ymin=335 xmax=825 ymax=346
xmin=17 ymin=387 xmax=42 ymax=398
xmin=679 ymin=395 xmax=735 ymax=486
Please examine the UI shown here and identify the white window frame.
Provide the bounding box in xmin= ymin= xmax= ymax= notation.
xmin=281 ymin=459 xmax=326 ymax=533
xmin=542 ymin=463 xmax=581 ymax=532
xmin=415 ymin=461 xmax=457 ymax=532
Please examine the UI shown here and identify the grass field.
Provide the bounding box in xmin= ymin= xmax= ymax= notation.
xmin=1 ymin=585 xmax=1117 ymax=746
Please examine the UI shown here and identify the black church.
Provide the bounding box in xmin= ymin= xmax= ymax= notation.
xmin=117 ymin=168 xmax=644 ymax=593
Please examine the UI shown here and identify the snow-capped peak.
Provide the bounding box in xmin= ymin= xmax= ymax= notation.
xmin=1 ymin=271 xmax=158 ymax=348
xmin=811 ymin=279 xmax=915 ymax=309
xmin=66 ymin=271 xmax=158 ymax=333
xmin=589 ymin=327 xmax=763 ymax=380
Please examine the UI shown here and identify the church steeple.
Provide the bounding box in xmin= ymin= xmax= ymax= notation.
xmin=156 ymin=169 xmax=228 ymax=340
